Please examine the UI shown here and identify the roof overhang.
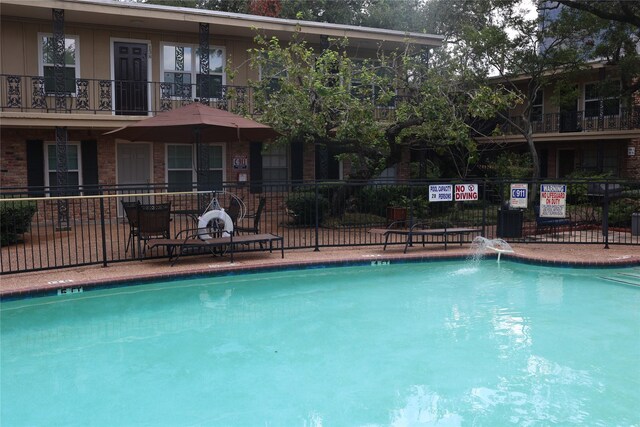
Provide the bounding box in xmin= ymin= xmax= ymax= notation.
xmin=0 ymin=111 xmax=145 ymax=130
xmin=487 ymin=61 xmax=614 ymax=84
xmin=1 ymin=0 xmax=443 ymax=50
xmin=476 ymin=129 xmax=640 ymax=144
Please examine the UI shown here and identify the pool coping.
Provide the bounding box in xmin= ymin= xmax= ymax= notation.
xmin=2 ymin=249 xmax=639 ymax=301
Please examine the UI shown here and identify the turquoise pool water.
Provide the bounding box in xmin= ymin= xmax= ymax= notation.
xmin=1 ymin=261 xmax=639 ymax=426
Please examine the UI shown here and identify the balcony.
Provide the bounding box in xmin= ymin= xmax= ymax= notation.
xmin=0 ymin=74 xmax=253 ymax=116
xmin=500 ymin=108 xmax=640 ymax=135
xmin=0 ymin=74 xmax=403 ymax=122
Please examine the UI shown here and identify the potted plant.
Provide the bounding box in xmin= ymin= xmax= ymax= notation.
xmin=386 ymin=196 xmax=409 ymax=227
xmin=387 ymin=195 xmax=429 ymax=227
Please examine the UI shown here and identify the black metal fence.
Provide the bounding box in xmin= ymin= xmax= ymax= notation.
xmin=1 ymin=179 xmax=639 ymax=274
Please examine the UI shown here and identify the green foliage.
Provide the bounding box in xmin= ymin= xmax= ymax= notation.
xmin=355 ymin=185 xmax=432 ymax=218
xmin=608 ymin=198 xmax=640 ymax=228
xmin=565 ymin=171 xmax=612 ymax=205
xmin=410 ymin=159 xmax=441 ymax=180
xmin=285 ymin=191 xmax=329 ymax=226
xmin=395 ymin=195 xmax=429 ymax=220
xmin=357 ymin=186 xmax=407 ymax=216
xmin=493 ymin=152 xmax=533 ymax=179
xmin=423 ymin=0 xmax=604 ymax=180
xmin=243 ymin=28 xmax=506 ymax=181
xmin=0 ymin=200 xmax=37 ymax=246
xmin=322 ymin=212 xmax=386 ymax=228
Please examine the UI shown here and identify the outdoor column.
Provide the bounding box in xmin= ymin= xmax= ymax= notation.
xmin=199 ymin=23 xmax=210 ymax=106
xmin=52 ymin=8 xmax=67 ymax=111
xmin=53 ymin=8 xmax=69 ymax=230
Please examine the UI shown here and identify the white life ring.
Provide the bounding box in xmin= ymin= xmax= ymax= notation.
xmin=197 ymin=209 xmax=234 ymax=240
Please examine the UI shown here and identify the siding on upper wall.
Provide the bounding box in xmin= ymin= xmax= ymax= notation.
xmin=507 ymin=68 xmax=622 ymax=118
xmin=1 ymin=16 xmax=263 ymax=86
xmin=2 ymin=14 xmax=387 ymax=87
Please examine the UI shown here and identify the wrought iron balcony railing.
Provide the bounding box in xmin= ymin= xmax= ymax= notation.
xmin=500 ymin=108 xmax=640 ymax=135
xmin=1 ymin=74 xmax=408 ymax=122
xmin=0 ymin=74 xmax=253 ymax=116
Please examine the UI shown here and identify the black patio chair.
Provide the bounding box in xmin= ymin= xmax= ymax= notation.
xmin=121 ymin=200 xmax=140 ymax=256
xmin=137 ymin=202 xmax=172 ymax=256
xmin=235 ymin=197 xmax=266 ymax=235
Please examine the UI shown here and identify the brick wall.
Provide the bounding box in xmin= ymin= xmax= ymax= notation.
xmin=0 ymin=130 xmax=29 ymax=188
xmin=625 ymin=138 xmax=640 ymax=180
xmin=303 ymin=142 xmax=315 ymax=181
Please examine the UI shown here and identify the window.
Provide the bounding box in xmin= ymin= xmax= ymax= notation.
xmin=531 ymin=90 xmax=543 ymax=122
xmin=350 ymin=59 xmax=396 ymax=107
xmin=259 ymin=57 xmax=287 ymax=95
xmin=167 ymin=144 xmax=193 ymax=192
xmin=198 ymin=145 xmax=224 ymax=191
xmin=582 ymin=148 xmax=598 ymax=171
xmin=45 ymin=143 xmax=81 ymax=195
xmin=581 ymin=146 xmax=619 ymax=175
xmin=39 ymin=33 xmax=79 ymax=94
xmin=162 ymin=45 xmax=192 ymax=98
xmin=166 ymin=144 xmax=224 ymax=192
xmin=262 ymin=145 xmax=288 ymax=190
xmin=196 ymin=47 xmax=224 ymax=99
xmin=161 ymin=44 xmax=225 ymax=99
xmin=584 ymin=81 xmax=620 ymax=118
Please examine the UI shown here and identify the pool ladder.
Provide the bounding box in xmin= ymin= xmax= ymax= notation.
xmin=598 ymin=269 xmax=640 ymax=287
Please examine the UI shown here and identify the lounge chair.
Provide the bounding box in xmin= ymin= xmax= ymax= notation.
xmin=369 ymin=221 xmax=482 ymax=253
xmin=146 ymin=228 xmax=284 ymax=265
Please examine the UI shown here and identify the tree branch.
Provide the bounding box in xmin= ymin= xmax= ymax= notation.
xmin=555 ymin=0 xmax=640 ymax=28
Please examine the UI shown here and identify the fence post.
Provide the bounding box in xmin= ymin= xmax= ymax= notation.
xmin=99 ymin=186 xmax=109 ymax=267
xmin=482 ymin=179 xmax=487 ymax=237
xmin=603 ymin=182 xmax=610 ymax=249
xmin=314 ymin=180 xmax=320 ymax=252
xmin=409 ymin=183 xmax=414 ymax=228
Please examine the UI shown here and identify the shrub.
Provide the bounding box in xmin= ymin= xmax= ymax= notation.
xmin=357 ymin=185 xmax=431 ymax=217
xmin=357 ymin=186 xmax=408 ymax=216
xmin=493 ymin=152 xmax=533 ymax=179
xmin=608 ymin=198 xmax=640 ymax=228
xmin=0 ymin=200 xmax=37 ymax=245
xmin=285 ymin=191 xmax=329 ymax=226
xmin=565 ymin=171 xmax=612 ymax=205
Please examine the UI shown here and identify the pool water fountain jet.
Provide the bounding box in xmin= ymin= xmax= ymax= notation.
xmin=470 ymin=236 xmax=514 ymax=263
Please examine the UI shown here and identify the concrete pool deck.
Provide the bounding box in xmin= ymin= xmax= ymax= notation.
xmin=1 ymin=243 xmax=639 ymax=298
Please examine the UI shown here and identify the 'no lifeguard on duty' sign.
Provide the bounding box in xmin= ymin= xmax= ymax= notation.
xmin=540 ymin=184 xmax=567 ymax=218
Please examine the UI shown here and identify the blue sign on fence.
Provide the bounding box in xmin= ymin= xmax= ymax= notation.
xmin=510 ymin=183 xmax=528 ymax=208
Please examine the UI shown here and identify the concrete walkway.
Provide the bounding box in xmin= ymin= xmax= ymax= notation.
xmin=1 ymin=242 xmax=639 ymax=299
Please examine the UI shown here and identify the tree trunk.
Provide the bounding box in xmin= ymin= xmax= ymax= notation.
xmin=524 ymin=120 xmax=540 ymax=203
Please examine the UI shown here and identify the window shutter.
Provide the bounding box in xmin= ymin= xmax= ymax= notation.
xmin=249 ymin=141 xmax=263 ymax=193
xmin=26 ymin=140 xmax=44 ymax=196
xmin=291 ymin=139 xmax=304 ymax=183
xmin=81 ymin=140 xmax=99 ymax=195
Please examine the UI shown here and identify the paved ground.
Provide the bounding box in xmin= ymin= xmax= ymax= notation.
xmin=2 ymin=242 xmax=639 ymax=298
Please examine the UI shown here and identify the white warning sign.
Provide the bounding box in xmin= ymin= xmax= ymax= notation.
xmin=429 ymin=184 xmax=453 ymax=202
xmin=540 ymin=184 xmax=567 ymax=218
xmin=510 ymin=183 xmax=528 ymax=209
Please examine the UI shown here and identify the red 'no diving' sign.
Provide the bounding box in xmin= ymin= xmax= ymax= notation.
xmin=454 ymin=184 xmax=478 ymax=201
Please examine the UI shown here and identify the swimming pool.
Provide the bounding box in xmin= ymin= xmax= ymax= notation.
xmin=2 ymin=260 xmax=639 ymax=425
